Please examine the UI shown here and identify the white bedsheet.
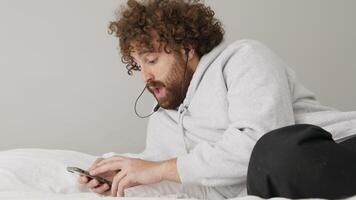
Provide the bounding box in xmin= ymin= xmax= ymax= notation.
xmin=0 ymin=148 xmax=354 ymax=200
xmin=0 ymin=148 xmax=209 ymax=200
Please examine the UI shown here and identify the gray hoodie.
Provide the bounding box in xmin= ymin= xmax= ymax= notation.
xmin=104 ymin=39 xmax=356 ymax=199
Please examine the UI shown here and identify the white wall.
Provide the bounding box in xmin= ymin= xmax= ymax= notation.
xmin=0 ymin=0 xmax=355 ymax=155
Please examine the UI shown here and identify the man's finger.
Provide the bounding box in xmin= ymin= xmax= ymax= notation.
xmin=87 ymin=179 xmax=100 ymax=189
xmin=117 ymin=175 xmax=133 ymax=197
xmin=111 ymin=171 xmax=126 ymax=196
xmin=91 ymin=183 xmax=110 ymax=194
xmin=90 ymin=161 xmax=122 ymax=176
xmin=96 ymin=156 xmax=124 ymax=167
xmin=88 ymin=157 xmax=104 ymax=171
xmin=78 ymin=175 xmax=88 ymax=184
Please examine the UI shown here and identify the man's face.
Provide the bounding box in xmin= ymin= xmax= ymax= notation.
xmin=131 ymin=41 xmax=194 ymax=110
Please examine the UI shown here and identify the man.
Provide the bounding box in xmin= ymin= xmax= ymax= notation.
xmin=79 ymin=0 xmax=356 ymax=199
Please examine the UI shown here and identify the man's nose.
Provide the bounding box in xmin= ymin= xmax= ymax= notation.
xmin=141 ymin=65 xmax=154 ymax=84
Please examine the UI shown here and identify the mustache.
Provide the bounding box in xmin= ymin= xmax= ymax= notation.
xmin=146 ymin=80 xmax=165 ymax=88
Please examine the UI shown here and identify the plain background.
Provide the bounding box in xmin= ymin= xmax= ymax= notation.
xmin=0 ymin=0 xmax=355 ymax=156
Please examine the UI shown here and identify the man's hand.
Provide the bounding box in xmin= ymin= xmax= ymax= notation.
xmin=77 ymin=157 xmax=116 ymax=196
xmin=89 ymin=156 xmax=180 ymax=197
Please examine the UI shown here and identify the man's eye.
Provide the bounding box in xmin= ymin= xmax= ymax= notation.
xmin=147 ymin=58 xmax=157 ymax=64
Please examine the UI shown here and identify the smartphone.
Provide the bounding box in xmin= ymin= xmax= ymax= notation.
xmin=67 ymin=166 xmax=112 ymax=187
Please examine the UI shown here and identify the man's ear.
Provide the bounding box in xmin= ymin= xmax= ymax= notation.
xmin=182 ymin=46 xmax=195 ymax=61
xmin=184 ymin=48 xmax=190 ymax=57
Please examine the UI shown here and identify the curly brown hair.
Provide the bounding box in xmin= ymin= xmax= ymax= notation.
xmin=108 ymin=0 xmax=225 ymax=75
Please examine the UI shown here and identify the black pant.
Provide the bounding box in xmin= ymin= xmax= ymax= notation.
xmin=247 ymin=124 xmax=356 ymax=199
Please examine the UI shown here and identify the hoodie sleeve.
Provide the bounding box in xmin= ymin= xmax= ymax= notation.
xmin=176 ymin=40 xmax=295 ymax=186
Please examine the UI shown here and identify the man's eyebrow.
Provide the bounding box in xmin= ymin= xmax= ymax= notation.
xmin=139 ymin=48 xmax=158 ymax=56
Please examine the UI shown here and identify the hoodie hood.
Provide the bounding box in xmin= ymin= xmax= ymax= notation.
xmin=182 ymin=40 xmax=228 ymax=109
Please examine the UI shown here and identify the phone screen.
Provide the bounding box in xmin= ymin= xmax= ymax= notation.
xmin=67 ymin=166 xmax=112 ymax=186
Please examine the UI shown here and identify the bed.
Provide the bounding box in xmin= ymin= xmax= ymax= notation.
xmin=0 ymin=148 xmax=354 ymax=200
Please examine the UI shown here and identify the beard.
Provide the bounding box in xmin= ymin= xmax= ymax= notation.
xmin=147 ymin=55 xmax=194 ymax=110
